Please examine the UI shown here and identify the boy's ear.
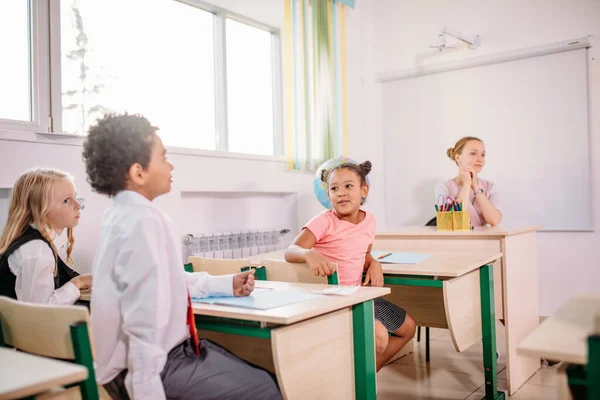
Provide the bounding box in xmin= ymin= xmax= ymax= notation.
xmin=128 ymin=162 xmax=145 ymax=187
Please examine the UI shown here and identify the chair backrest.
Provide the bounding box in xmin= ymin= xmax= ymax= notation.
xmin=0 ymin=296 xmax=94 ymax=359
xmin=260 ymin=259 xmax=339 ymax=285
xmin=0 ymin=296 xmax=98 ymax=399
xmin=188 ymin=257 xmax=251 ymax=275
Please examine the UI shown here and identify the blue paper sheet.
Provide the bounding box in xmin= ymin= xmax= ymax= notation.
xmin=192 ymin=289 xmax=323 ymax=310
xmin=370 ymin=251 xmax=432 ymax=264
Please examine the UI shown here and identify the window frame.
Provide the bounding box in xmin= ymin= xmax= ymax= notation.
xmin=0 ymin=0 xmax=51 ymax=134
xmin=43 ymin=0 xmax=284 ymax=156
xmin=186 ymin=0 xmax=284 ymax=156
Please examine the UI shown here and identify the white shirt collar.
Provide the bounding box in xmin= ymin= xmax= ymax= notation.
xmin=29 ymin=223 xmax=69 ymax=249
xmin=114 ymin=190 xmax=174 ymax=223
xmin=113 ymin=190 xmax=153 ymax=207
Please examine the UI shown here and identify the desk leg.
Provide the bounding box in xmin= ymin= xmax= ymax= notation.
xmin=502 ymin=233 xmax=540 ymax=394
xmin=352 ymin=300 xmax=377 ymax=400
xmin=589 ymin=334 xmax=600 ymax=400
xmin=480 ymin=264 xmax=505 ymax=400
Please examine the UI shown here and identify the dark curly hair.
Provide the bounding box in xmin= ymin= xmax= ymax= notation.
xmin=320 ymin=160 xmax=372 ymax=186
xmin=82 ymin=113 xmax=158 ymax=197
xmin=320 ymin=160 xmax=372 ymax=205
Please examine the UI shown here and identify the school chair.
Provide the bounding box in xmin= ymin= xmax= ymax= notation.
xmin=258 ymin=259 xmax=339 ymax=285
xmin=0 ymin=296 xmax=99 ymax=400
xmin=184 ymin=262 xmax=193 ymax=272
xmin=188 ymin=256 xmax=257 ymax=275
xmin=425 ymin=217 xmax=437 ymax=227
xmin=187 ymin=256 xmax=268 ymax=281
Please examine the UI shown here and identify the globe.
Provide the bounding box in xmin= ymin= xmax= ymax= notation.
xmin=313 ymin=156 xmax=370 ymax=209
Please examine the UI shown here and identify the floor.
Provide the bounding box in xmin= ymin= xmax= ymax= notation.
xmin=377 ymin=322 xmax=560 ymax=399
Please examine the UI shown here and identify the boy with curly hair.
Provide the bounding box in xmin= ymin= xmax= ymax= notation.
xmin=83 ymin=113 xmax=281 ymax=400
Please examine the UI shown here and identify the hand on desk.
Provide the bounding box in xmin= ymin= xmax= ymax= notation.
xmin=233 ymin=269 xmax=255 ymax=297
xmin=363 ymin=260 xmax=383 ymax=287
xmin=71 ymin=274 xmax=93 ymax=291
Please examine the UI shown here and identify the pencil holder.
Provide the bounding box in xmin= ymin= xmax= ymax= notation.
xmin=452 ymin=211 xmax=471 ymax=231
xmin=436 ymin=211 xmax=453 ymax=231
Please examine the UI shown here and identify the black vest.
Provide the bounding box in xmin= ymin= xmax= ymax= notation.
xmin=0 ymin=227 xmax=79 ymax=299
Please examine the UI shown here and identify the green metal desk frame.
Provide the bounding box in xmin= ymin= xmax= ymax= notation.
xmin=565 ymin=333 xmax=600 ymax=399
xmin=195 ymin=300 xmax=377 ymax=400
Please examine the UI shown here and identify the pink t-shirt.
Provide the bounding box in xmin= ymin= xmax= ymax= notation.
xmin=435 ymin=178 xmax=499 ymax=227
xmin=303 ymin=209 xmax=376 ymax=286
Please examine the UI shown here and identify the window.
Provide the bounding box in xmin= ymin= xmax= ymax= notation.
xmin=1 ymin=1 xmax=282 ymax=156
xmin=0 ymin=1 xmax=32 ymax=122
xmin=59 ymin=0 xmax=216 ymax=149
xmin=55 ymin=0 xmax=282 ymax=155
xmin=226 ymin=19 xmax=276 ymax=156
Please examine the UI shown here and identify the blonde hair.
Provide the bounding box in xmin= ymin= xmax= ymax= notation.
xmin=0 ymin=168 xmax=76 ymax=273
xmin=446 ymin=136 xmax=483 ymax=163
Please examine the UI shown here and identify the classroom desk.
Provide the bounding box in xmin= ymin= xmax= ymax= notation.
xmin=517 ymin=295 xmax=600 ymax=400
xmin=0 ymin=347 xmax=88 ymax=400
xmin=192 ymin=281 xmax=389 ymax=400
xmin=518 ymin=294 xmax=600 ymax=364
xmin=373 ymin=226 xmax=541 ymax=395
xmin=251 ymin=250 xmax=506 ymax=400
xmin=382 ymin=251 xmax=504 ymax=400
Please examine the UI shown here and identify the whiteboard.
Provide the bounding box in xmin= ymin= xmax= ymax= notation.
xmin=382 ymin=48 xmax=591 ymax=231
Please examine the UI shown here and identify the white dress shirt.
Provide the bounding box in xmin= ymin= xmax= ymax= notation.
xmin=7 ymin=226 xmax=80 ymax=305
xmin=91 ymin=191 xmax=234 ymax=400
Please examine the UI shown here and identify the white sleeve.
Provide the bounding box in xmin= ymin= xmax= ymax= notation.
xmin=185 ymin=272 xmax=234 ymax=299
xmin=9 ymin=241 xmax=80 ymax=305
xmin=114 ymin=217 xmax=168 ymax=400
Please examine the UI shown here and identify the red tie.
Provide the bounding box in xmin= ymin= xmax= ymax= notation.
xmin=187 ymin=288 xmax=200 ymax=356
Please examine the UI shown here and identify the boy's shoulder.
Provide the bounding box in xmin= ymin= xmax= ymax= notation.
xmin=103 ymin=202 xmax=164 ymax=233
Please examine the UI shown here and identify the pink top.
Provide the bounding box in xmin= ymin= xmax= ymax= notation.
xmin=435 ymin=178 xmax=500 ymax=227
xmin=303 ymin=209 xmax=376 ymax=286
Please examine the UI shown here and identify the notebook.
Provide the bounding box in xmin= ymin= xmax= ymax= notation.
xmin=370 ymin=251 xmax=432 ymax=264
xmin=192 ymin=288 xmax=322 ymax=310
xmin=312 ymin=286 xmax=360 ymax=296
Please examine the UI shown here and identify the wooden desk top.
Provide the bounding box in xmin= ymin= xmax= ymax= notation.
xmin=375 ymin=225 xmax=541 ymax=238
xmin=381 ymin=252 xmax=502 ymax=277
xmin=0 ymin=348 xmax=88 ymax=400
xmin=252 ymin=250 xmax=502 ymax=278
xmin=192 ymin=280 xmax=389 ymax=325
xmin=517 ymin=294 xmax=600 ymax=365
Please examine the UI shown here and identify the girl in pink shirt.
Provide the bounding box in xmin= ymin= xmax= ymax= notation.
xmin=436 ymin=137 xmax=502 ymax=227
xmin=285 ymin=161 xmax=416 ymax=371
